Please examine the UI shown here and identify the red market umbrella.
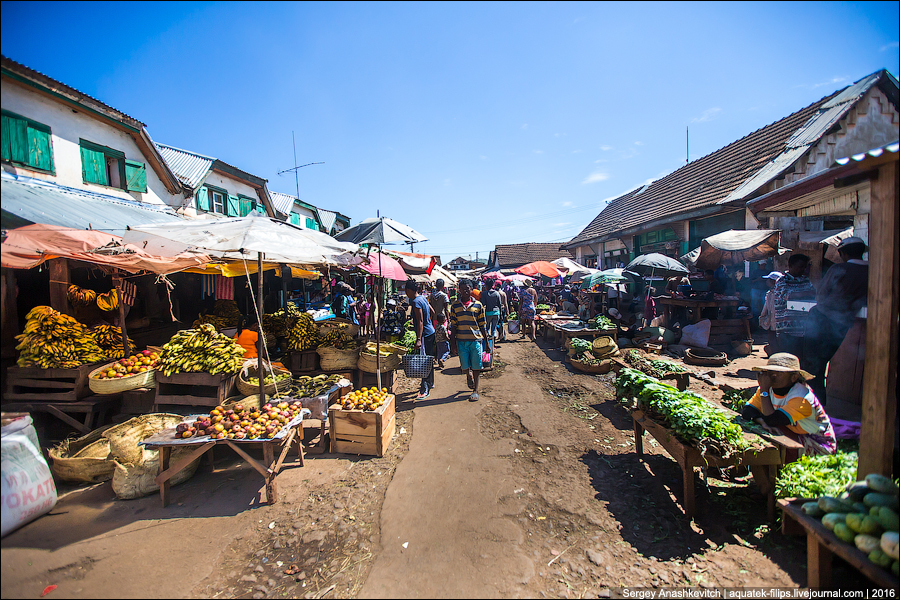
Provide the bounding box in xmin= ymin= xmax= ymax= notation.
xmin=515 ymin=261 xmax=561 ymax=278
xmin=482 ymin=271 xmax=505 ymax=280
xmin=359 ymin=250 xmax=407 ymax=281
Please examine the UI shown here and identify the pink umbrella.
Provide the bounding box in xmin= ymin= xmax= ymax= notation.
xmin=515 ymin=261 xmax=561 ymax=278
xmin=482 ymin=271 xmax=505 ymax=280
xmin=359 ymin=250 xmax=408 ymax=281
xmin=506 ymin=273 xmax=534 ymax=284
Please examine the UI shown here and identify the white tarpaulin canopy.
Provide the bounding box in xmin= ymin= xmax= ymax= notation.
xmin=799 ymin=227 xmax=855 ymax=263
xmin=552 ymin=257 xmax=598 ymax=281
xmin=123 ymin=216 xmax=362 ymax=267
xmin=694 ymin=229 xmax=786 ymax=270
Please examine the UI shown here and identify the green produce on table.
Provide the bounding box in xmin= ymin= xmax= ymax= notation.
xmin=536 ymin=304 xmax=552 ymax=312
xmin=615 ymin=368 xmax=748 ymax=457
xmin=570 ymin=338 xmax=593 ymax=353
xmin=400 ymin=330 xmax=417 ymax=352
xmin=775 ymin=452 xmax=858 ymax=499
xmin=623 ymin=349 xmax=685 ymax=379
xmin=587 ymin=315 xmax=615 ymax=330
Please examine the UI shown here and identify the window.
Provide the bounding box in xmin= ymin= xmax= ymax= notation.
xmin=211 ymin=190 xmax=225 ymax=214
xmin=79 ymin=139 xmax=147 ymax=192
xmin=1 ymin=110 xmax=55 ymax=173
xmin=289 ymin=213 xmax=300 ymax=226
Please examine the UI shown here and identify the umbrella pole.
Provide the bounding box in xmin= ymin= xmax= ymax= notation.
xmin=258 ymin=253 xmax=265 ymax=403
xmin=376 ymin=248 xmax=382 ymax=390
xmin=114 ymin=275 xmax=130 ymax=358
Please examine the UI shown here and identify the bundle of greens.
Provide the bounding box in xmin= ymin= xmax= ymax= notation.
xmin=775 ymin=451 xmax=859 ymax=499
xmin=570 ymin=338 xmax=593 ymax=353
xmin=587 ymin=315 xmax=615 ymax=330
xmin=616 ymin=367 xmax=749 ymax=457
xmin=536 ymin=304 xmax=553 ymax=313
xmin=400 ymin=330 xmax=417 ymax=353
xmin=623 ymin=349 xmax=685 ymax=378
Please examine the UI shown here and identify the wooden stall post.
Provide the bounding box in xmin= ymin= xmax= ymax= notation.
xmin=258 ymin=254 xmax=266 ymax=402
xmin=859 ymin=161 xmax=898 ymax=478
xmin=48 ymin=258 xmax=70 ymax=315
xmin=113 ymin=275 xmax=130 ymax=358
xmin=1 ymin=268 xmax=19 ymax=359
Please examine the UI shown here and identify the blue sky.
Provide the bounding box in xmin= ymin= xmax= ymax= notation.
xmin=2 ymin=1 xmax=898 ymax=262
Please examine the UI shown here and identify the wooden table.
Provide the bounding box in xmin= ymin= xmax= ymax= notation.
xmin=542 ymin=320 xmax=617 ymax=346
xmin=780 ymin=498 xmax=899 ymax=589
xmin=632 ymin=409 xmax=801 ymax=520
xmin=535 ymin=314 xmax=577 ymax=338
xmin=2 ymin=396 xmax=120 ymax=434
xmin=657 ymin=296 xmax=742 ymax=324
xmin=144 ymin=422 xmax=305 ymax=507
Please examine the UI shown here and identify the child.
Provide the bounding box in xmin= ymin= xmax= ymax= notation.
xmin=434 ymin=313 xmax=451 ymax=368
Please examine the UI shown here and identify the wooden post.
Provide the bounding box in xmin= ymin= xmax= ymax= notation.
xmin=113 ymin=276 xmax=130 ymax=358
xmin=858 ymin=161 xmax=898 ymax=478
xmin=48 ymin=258 xmax=70 ymax=315
xmin=1 ymin=268 xmax=19 ymax=359
xmin=258 ymin=254 xmax=266 ymax=402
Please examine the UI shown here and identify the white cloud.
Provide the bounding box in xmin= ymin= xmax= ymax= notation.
xmin=634 ymin=141 xmax=643 ymax=146
xmin=562 ymin=201 xmax=574 ymax=207
xmin=582 ymin=172 xmax=610 ymax=185
xmin=521 ymin=123 xmax=529 ymax=130
xmin=600 ymin=145 xmax=612 ymax=151
xmin=553 ymin=222 xmax=571 ymax=227
xmin=594 ymin=158 xmax=608 ymax=164
xmin=533 ymin=149 xmax=544 ymax=154
xmin=444 ymin=179 xmax=451 ymax=187
xmin=690 ymin=107 xmax=721 ymax=124
xmin=479 ymin=155 xmax=488 ymax=160
xmin=571 ymin=149 xmax=582 ymax=154
xmin=880 ymin=41 xmax=899 ymax=52
xmin=812 ymin=76 xmax=848 ymax=88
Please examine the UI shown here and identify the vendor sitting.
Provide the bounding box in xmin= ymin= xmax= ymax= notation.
xmin=741 ymin=353 xmax=836 ymax=456
xmin=234 ymin=314 xmax=260 ymax=359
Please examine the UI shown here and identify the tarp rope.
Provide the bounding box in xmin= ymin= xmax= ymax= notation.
xmin=242 ymin=257 xmax=275 ymax=376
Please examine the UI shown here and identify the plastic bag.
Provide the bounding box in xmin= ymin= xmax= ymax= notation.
xmin=679 ymin=319 xmax=711 ymax=348
xmin=1 ymin=415 xmax=58 ymax=537
xmin=508 ymin=320 xmax=520 ymax=334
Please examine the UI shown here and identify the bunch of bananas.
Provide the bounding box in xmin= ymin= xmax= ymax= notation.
xmin=15 ymin=306 xmax=107 ymax=368
xmin=286 ymin=313 xmax=321 ymax=351
xmin=289 ymin=373 xmax=344 ymax=398
xmin=262 ymin=304 xmax=303 ymax=340
xmin=67 ymin=285 xmax=97 ymax=309
xmin=156 ymin=323 xmax=245 ymax=377
xmin=90 ymin=324 xmax=135 ymax=359
xmin=192 ymin=314 xmax=232 ymax=329
xmin=96 ymin=289 xmax=119 ymax=312
xmin=318 ymin=329 xmax=357 ymax=349
xmin=213 ymin=300 xmax=242 ymax=326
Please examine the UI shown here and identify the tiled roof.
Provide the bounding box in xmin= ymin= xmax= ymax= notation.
xmin=493 ymin=243 xmax=573 ymax=268
xmin=564 ymin=87 xmax=844 ymax=248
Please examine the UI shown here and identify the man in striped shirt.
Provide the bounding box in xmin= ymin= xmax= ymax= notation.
xmin=449 ymin=278 xmax=489 ymax=402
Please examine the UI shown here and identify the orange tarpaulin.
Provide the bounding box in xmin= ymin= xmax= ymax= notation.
xmin=515 ymin=261 xmax=561 ymax=278
xmin=1 ymin=224 xmax=210 ymax=274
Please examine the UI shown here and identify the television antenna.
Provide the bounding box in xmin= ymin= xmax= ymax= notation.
xmin=277 ymin=131 xmax=323 ymax=200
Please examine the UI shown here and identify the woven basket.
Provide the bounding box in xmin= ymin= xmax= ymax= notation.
xmin=684 ymin=348 xmax=729 ymax=367
xmin=223 ymin=394 xmax=268 ymax=412
xmin=358 ymin=352 xmax=402 ymax=373
xmin=102 ymin=414 xmax=184 ymax=466
xmin=236 ymin=364 xmax=292 ymax=397
xmin=49 ymin=425 xmax=116 ymax=483
xmin=318 ymin=318 xmax=360 ymax=338
xmin=88 ymin=362 xmax=156 ymax=394
xmin=570 ymin=358 xmax=612 ymax=375
xmin=316 ymin=345 xmax=361 ymax=371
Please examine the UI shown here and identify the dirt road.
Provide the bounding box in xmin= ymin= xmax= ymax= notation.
xmin=3 ymin=334 xmax=833 ymax=598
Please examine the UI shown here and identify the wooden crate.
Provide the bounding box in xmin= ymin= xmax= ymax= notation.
xmin=355 ymin=369 xmax=395 ymax=393
xmin=283 ymin=350 xmax=319 ymax=373
xmin=154 ymin=371 xmax=238 ymax=407
xmin=4 ymin=363 xmax=98 ymax=402
xmin=121 ymin=388 xmax=155 ymax=414
xmin=328 ymin=394 xmax=395 ymax=457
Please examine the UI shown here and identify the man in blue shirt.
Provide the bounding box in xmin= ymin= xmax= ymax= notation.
xmin=406 ymin=280 xmax=435 ymax=399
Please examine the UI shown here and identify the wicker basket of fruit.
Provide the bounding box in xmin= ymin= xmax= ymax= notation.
xmin=88 ymin=349 xmax=160 ymax=394
xmin=236 ymin=364 xmax=293 ymax=397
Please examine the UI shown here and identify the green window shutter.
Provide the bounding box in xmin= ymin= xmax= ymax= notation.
xmin=2 ymin=114 xmax=29 ymax=164
xmin=26 ymin=126 xmax=53 ymax=172
xmin=226 ymin=195 xmax=240 ymax=217
xmin=289 ymin=213 xmax=300 ymax=226
xmin=305 ymin=217 xmax=317 ymax=230
xmin=80 ymin=145 xmax=108 ymax=185
xmin=256 ymin=202 xmax=266 ymax=215
xmin=0 ymin=115 xmax=12 ymax=162
xmin=239 ymin=197 xmax=253 ymax=217
xmin=196 ymin=186 xmax=210 ymax=211
xmin=124 ymin=160 xmax=147 ymax=192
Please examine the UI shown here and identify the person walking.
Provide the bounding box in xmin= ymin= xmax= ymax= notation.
xmin=355 ymin=293 xmax=369 ymax=335
xmin=803 ymin=237 xmax=869 ymax=404
xmin=496 ymin=281 xmax=510 ymax=343
xmin=519 ymin=285 xmax=537 ymax=340
xmin=758 ymin=271 xmax=783 ymax=354
xmin=434 ymin=313 xmax=450 ymax=368
xmin=449 ymin=279 xmax=489 ymax=402
xmin=406 ymin=280 xmax=435 ymax=400
xmin=331 ymin=282 xmax=354 ymax=321
xmin=482 ymin=281 xmax=503 ymax=342
xmin=773 ymin=254 xmax=816 ymax=360
xmin=428 ymin=278 xmax=451 ymax=329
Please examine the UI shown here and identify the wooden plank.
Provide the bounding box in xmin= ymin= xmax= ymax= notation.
xmin=807 ymin=532 xmax=832 ymax=589
xmin=859 ymin=160 xmax=898 ymax=478
xmin=159 ymin=447 xmax=171 ymax=507
xmin=331 ymin=435 xmax=379 ymax=456
xmin=377 ymin=412 xmax=396 ymax=456
xmin=263 ymin=442 xmax=276 ymax=503
xmin=4 ymin=391 xmax=79 ymax=402
xmin=224 ymin=441 xmax=270 ymax=478
xmin=9 ymin=379 xmax=78 ymax=389
xmin=154 ymin=442 xmax=214 ymax=485
xmin=43 ymin=404 xmax=90 ymax=434
xmin=48 ymin=258 xmax=70 ymax=315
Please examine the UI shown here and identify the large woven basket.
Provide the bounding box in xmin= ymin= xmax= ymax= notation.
xmin=570 ymin=357 xmax=612 ymax=375
xmin=358 ymin=352 xmax=402 ymax=373
xmin=684 ymin=348 xmax=729 ymax=367
xmin=223 ymin=394 xmax=268 ymax=412
xmin=318 ymin=318 xmax=360 ymax=338
xmin=49 ymin=425 xmax=116 ymax=483
xmin=317 ymin=345 xmax=361 ymax=371
xmin=102 ymin=414 xmax=184 ymax=466
xmin=88 ymin=362 xmax=156 ymax=394
xmin=236 ymin=364 xmax=292 ymax=397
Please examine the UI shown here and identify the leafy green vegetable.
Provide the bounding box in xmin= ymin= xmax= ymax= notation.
xmin=775 ymin=451 xmax=858 ymax=499
xmin=399 ymin=330 xmax=417 ymax=352
xmin=588 ymin=315 xmax=615 ymax=330
xmin=722 ymin=390 xmax=749 ymax=412
xmin=616 ymin=367 xmax=749 ymax=457
xmin=623 ymin=349 xmax=685 ymax=377
xmin=536 ymin=304 xmax=553 ymax=312
xmin=570 ymin=338 xmax=593 ymax=353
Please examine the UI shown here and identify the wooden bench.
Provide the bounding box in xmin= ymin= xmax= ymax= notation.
xmin=2 ymin=396 xmax=120 ymax=434
xmin=779 ymin=498 xmax=899 ymax=589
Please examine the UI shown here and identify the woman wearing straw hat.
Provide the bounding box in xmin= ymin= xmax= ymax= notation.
xmin=741 ymin=353 xmax=836 ymax=456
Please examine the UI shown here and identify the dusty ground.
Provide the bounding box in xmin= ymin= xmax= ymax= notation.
xmin=1 ymin=334 xmax=873 ymax=598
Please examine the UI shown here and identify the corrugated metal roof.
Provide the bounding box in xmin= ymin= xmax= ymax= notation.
xmin=155 ymin=143 xmax=214 ymax=190
xmin=1 ymin=173 xmax=183 ymax=234
xmin=269 ymin=191 xmax=296 ymax=215
xmin=317 ymin=209 xmax=337 ymax=234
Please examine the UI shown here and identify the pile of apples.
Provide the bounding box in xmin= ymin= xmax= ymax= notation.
xmin=175 ymin=400 xmax=305 ymax=440
xmin=93 ymin=349 xmax=159 ymax=379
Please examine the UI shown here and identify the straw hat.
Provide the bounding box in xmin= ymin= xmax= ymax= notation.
xmin=751 ymin=353 xmax=814 ymax=380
